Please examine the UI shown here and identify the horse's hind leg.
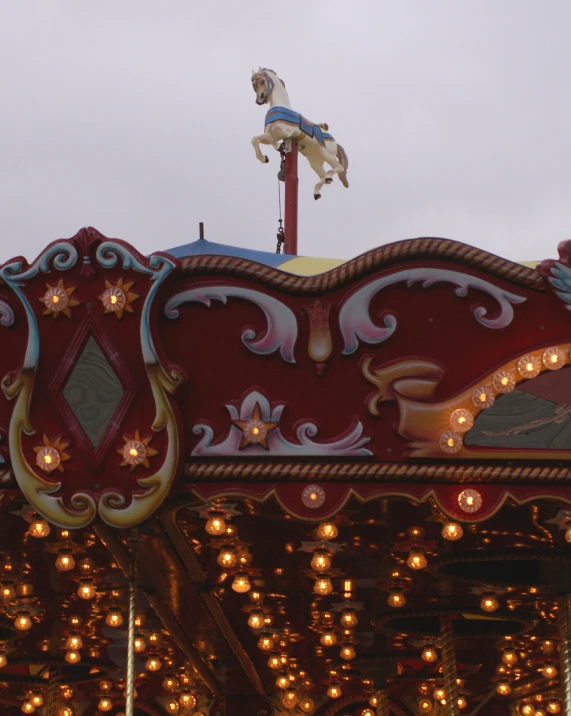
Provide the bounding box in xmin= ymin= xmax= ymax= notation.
xmin=324 ymin=149 xmax=344 ymax=183
xmin=307 ymin=154 xmax=328 ymax=200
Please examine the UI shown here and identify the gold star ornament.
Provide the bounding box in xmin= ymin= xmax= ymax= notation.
xmin=34 ymin=435 xmax=71 ymax=473
xmin=233 ymin=404 xmax=278 ymax=450
xmin=119 ymin=430 xmax=159 ymax=470
xmin=40 ymin=280 xmax=79 ymax=318
xmin=99 ymin=278 xmax=139 ymax=319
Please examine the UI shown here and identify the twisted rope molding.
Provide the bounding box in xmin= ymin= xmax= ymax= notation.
xmin=180 ymin=238 xmax=544 ymax=293
xmin=184 ymin=461 xmax=571 ymax=483
xmin=558 ymin=594 xmax=571 ymax=714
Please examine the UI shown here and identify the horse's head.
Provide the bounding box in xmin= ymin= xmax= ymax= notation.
xmin=251 ymin=67 xmax=276 ymax=106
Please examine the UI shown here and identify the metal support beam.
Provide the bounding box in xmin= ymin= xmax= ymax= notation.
xmin=559 ymin=594 xmax=571 ymax=713
xmin=440 ymin=614 xmax=460 ymax=716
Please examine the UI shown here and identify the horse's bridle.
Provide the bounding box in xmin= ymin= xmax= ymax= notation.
xmin=253 ymin=69 xmax=274 ymax=104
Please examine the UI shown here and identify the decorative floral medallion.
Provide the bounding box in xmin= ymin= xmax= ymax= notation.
xmin=33 ymin=435 xmax=70 ymax=474
xmin=40 ymin=280 xmax=79 ymax=318
xmin=119 ymin=430 xmax=159 ymax=470
xmin=98 ymin=278 xmax=139 ymax=319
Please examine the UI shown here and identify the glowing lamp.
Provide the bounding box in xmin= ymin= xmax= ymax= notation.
xmin=0 ymin=652 xmax=8 ymax=668
xmin=543 ymin=347 xmax=565 ymax=370
xmin=77 ymin=579 xmax=96 ymax=600
xmin=145 ymin=654 xmax=162 ymax=672
xmin=162 ymin=674 xmax=179 ymax=691
xmin=178 ymin=692 xmax=197 ymax=709
xmin=418 ymin=698 xmax=433 ymax=713
xmin=65 ymin=633 xmax=83 ymax=650
xmin=316 ymin=521 xmax=338 ymax=540
xmin=205 ymin=511 xmax=227 ymax=536
xmin=282 ymin=689 xmax=297 ymax=709
xmin=547 ymin=700 xmax=562 ymax=713
xmin=480 ymin=593 xmax=499 ymax=613
xmin=387 ymin=588 xmax=406 ymax=608
xmin=65 ymin=650 xmax=81 ymax=664
xmin=442 ymin=521 xmax=463 ymax=541
xmin=98 ymin=697 xmax=113 ymax=712
xmin=313 ymin=575 xmax=333 ymax=596
xmin=276 ymin=673 xmax=290 ymax=689
xmin=21 ymin=702 xmax=35 ymax=714
xmin=471 ymin=385 xmax=494 ymax=409
xmin=450 ymin=409 xmax=474 ymax=433
xmin=421 ymin=645 xmax=438 ymax=663
xmin=166 ymin=698 xmax=180 ymax=714
xmin=501 ymin=648 xmax=518 ymax=666
xmin=310 ymin=550 xmax=331 ymax=572
xmin=232 ymin=572 xmax=251 ymax=593
xmin=134 ymin=634 xmax=146 ymax=652
xmin=268 ymin=653 xmax=282 ymax=670
xmin=14 ymin=610 xmax=32 ymax=631
xmin=518 ymin=355 xmax=541 ymax=379
xmin=30 ymin=695 xmax=43 ymax=708
xmin=299 ymin=697 xmax=315 ymax=713
xmin=257 ymin=633 xmax=274 ymax=651
xmin=327 ymin=684 xmax=342 ymax=698
xmin=105 ymin=608 xmax=123 ymax=627
xmin=320 ymin=629 xmax=337 ymax=646
xmin=340 ymin=609 xmax=358 ymax=628
xmin=543 ymin=662 xmax=557 ymax=679
xmin=217 ymin=546 xmax=237 ymax=568
xmin=407 ymin=548 xmax=428 ymax=570
xmin=55 ymin=550 xmax=75 ymax=572
xmin=520 ymin=705 xmax=535 ymax=716
xmin=493 ymin=370 xmax=516 ymax=393
xmin=1 ymin=582 xmax=16 ymax=600
xmin=440 ymin=430 xmax=463 ymax=454
xmin=457 ymin=694 xmax=468 ymax=709
xmin=29 ymin=518 xmax=51 ymax=538
xmin=496 ymin=681 xmax=511 ymax=695
xmin=339 ymin=643 xmax=356 ymax=661
xmin=247 ymin=609 xmax=264 ymax=629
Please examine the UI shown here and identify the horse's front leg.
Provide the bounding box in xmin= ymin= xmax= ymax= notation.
xmin=251 ymin=133 xmax=273 ymax=164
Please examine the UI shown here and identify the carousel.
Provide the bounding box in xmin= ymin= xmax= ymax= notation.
xmin=0 ymin=69 xmax=569 ymax=716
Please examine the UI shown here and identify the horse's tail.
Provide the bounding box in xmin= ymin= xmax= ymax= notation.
xmin=336 ymin=143 xmax=349 ymax=188
xmin=318 ymin=122 xmax=329 ymax=131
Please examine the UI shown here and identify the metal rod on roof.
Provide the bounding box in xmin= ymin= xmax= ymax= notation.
xmin=199 ymin=222 xmax=205 ymax=240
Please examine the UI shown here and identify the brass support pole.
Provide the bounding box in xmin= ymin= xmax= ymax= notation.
xmin=377 ymin=689 xmax=390 ymax=716
xmin=558 ymin=594 xmax=571 ymax=713
xmin=125 ymin=529 xmax=139 ymax=716
xmin=440 ymin=613 xmax=460 ymax=716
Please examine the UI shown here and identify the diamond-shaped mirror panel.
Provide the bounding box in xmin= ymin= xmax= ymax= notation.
xmin=62 ymin=336 xmax=124 ymax=447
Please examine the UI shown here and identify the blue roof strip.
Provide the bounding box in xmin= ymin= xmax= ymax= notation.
xmin=165 ymin=239 xmax=297 ymax=267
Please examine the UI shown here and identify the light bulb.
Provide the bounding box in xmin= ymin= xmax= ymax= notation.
xmin=418 ymin=698 xmax=433 ymax=713
xmin=14 ymin=611 xmax=32 ymax=631
xmin=21 ymin=702 xmax=35 ymax=714
xmin=232 ymin=572 xmax=251 ymax=593
xmin=313 ymin=575 xmax=333 ymax=596
xmin=166 ymin=698 xmax=180 ymax=714
xmin=457 ymin=694 xmax=468 ymax=709
xmin=1 ymin=582 xmax=16 ymax=600
xmin=521 ymin=705 xmax=535 ymax=716
xmin=162 ymin=674 xmax=179 ymax=691
xmin=387 ymin=588 xmax=406 ymax=608
xmin=543 ymin=662 xmax=557 ymax=678
xmin=547 ymin=700 xmax=562 ymax=713
xmin=320 ymin=630 xmax=337 ymax=646
xmin=134 ymin=634 xmax=146 ymax=652
xmin=55 ymin=550 xmax=75 ymax=572
xmin=339 ymin=643 xmax=355 ymax=661
xmin=105 ymin=608 xmax=123 ymax=627
xmin=268 ymin=653 xmax=283 ymax=670
xmin=407 ymin=548 xmax=427 ymax=570
xmin=248 ymin=609 xmax=264 ymax=629
xmin=0 ymin=652 xmax=8 ymax=668
xmin=30 ymin=695 xmax=43 ymax=708
xmin=310 ymin=550 xmax=331 ymax=572
xmin=205 ymin=512 xmax=227 ymax=536
xmin=178 ymin=692 xmax=197 ymax=709
xmin=502 ymin=648 xmax=518 ymax=666
xmin=65 ymin=650 xmax=81 ymax=664
xmin=65 ymin=633 xmax=83 ymax=650
xmin=217 ymin=546 xmax=237 ymax=568
xmin=282 ymin=689 xmax=297 ymax=709
xmin=340 ymin=609 xmax=358 ymax=628
xmin=421 ymin=645 xmax=438 ymax=663
xmin=316 ymin=521 xmax=338 ymax=540
xmin=257 ymin=633 xmax=274 ymax=651
xmin=299 ymin=697 xmax=315 ymax=713
xmin=276 ymin=673 xmax=290 ymax=689
xmin=77 ymin=579 xmax=96 ymax=600
xmin=433 ymin=688 xmax=446 ymax=703
xmin=496 ymin=681 xmax=511 ymax=695
xmin=327 ymin=684 xmax=342 ymax=699
xmin=29 ymin=518 xmax=51 ymax=538
xmin=480 ymin=593 xmax=499 ymax=613
xmin=441 ymin=522 xmax=464 ymax=541
xmin=98 ymin=697 xmax=113 ymax=712
xmin=145 ymin=654 xmax=162 ymax=672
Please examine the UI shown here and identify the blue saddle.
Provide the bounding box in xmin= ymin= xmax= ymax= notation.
xmin=265 ymin=106 xmax=334 ymax=146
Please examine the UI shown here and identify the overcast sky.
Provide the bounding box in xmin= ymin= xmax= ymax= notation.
xmin=1 ymin=1 xmax=570 ymax=263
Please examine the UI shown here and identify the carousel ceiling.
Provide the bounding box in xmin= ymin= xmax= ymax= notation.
xmin=0 ymin=493 xmax=568 ymax=714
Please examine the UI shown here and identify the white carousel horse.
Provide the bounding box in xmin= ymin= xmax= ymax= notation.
xmin=251 ymin=67 xmax=349 ymax=200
